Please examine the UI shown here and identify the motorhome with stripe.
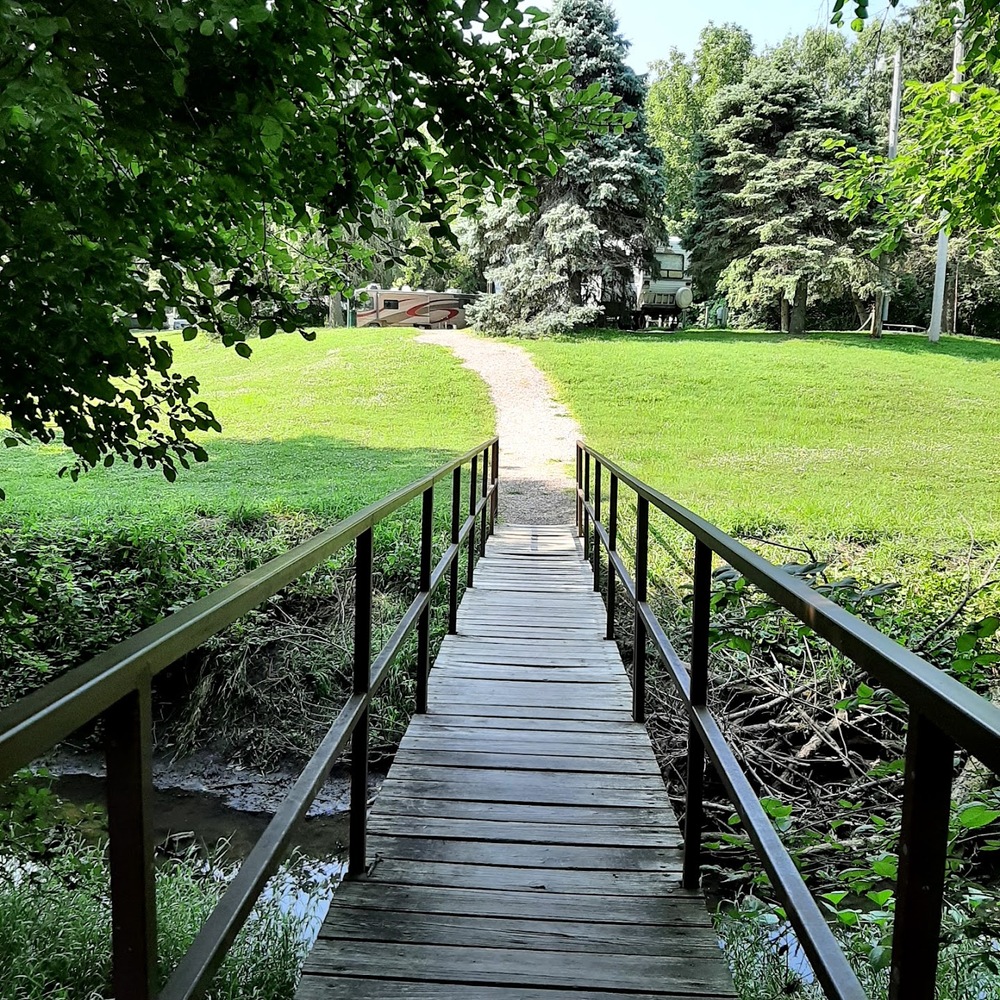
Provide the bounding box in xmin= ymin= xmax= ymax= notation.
xmin=354 ymin=287 xmax=476 ymax=329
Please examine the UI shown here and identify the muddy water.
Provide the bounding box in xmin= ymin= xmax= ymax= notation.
xmin=53 ymin=772 xmax=351 ymax=860
xmin=49 ymin=763 xmax=360 ymax=950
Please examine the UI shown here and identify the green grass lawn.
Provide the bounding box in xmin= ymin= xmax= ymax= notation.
xmin=1 ymin=326 xmax=495 ymax=756
xmin=1 ymin=328 xmax=495 ymax=529
xmin=522 ymin=330 xmax=1000 ymax=568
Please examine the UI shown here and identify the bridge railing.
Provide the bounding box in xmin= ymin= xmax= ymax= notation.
xmin=576 ymin=441 xmax=1000 ymax=1000
xmin=0 ymin=436 xmax=499 ymax=1000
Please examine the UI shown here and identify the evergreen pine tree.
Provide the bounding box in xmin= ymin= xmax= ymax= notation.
xmin=686 ymin=65 xmax=874 ymax=334
xmin=468 ymin=0 xmax=665 ymax=336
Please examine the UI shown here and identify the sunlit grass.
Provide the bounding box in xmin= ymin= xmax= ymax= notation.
xmin=1 ymin=327 xmax=495 ymax=528
xmin=522 ymin=330 xmax=1000 ymax=568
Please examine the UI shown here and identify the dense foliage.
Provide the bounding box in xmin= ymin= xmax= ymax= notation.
xmin=467 ymin=0 xmax=665 ymax=337
xmin=638 ymin=0 xmax=1000 ymax=336
xmin=646 ymin=23 xmax=753 ymax=229
xmin=0 ymin=0 xmax=615 ymax=488
xmin=685 ymin=66 xmax=874 ymax=334
xmin=832 ymin=1 xmax=1000 ymax=335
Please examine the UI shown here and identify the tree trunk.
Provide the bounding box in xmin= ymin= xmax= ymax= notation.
xmin=850 ymin=288 xmax=869 ymax=328
xmin=789 ymin=279 xmax=808 ymax=336
xmin=870 ymin=289 xmax=884 ymax=339
xmin=568 ymin=271 xmax=583 ymax=307
xmin=327 ymin=293 xmax=344 ymax=328
xmin=780 ymin=297 xmax=791 ymax=333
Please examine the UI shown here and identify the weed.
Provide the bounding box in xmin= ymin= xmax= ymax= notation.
xmin=0 ymin=771 xmax=338 ymax=1000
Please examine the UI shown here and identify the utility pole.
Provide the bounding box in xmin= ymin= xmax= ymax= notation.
xmin=929 ymin=2 xmax=965 ymax=342
xmin=873 ymin=49 xmax=904 ymax=338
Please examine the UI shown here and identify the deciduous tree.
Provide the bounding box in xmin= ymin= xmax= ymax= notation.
xmin=0 ymin=0 xmax=616 ymax=491
xmin=646 ymin=23 xmax=752 ymax=228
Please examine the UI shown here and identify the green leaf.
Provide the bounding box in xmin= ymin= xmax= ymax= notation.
xmin=869 ymin=945 xmax=892 ymax=972
xmin=977 ymin=617 xmax=999 ymax=639
xmin=260 ymin=117 xmax=284 ymax=152
xmin=200 ymin=19 xmax=215 ymax=35
xmin=871 ymin=857 xmax=898 ymax=879
xmin=958 ymin=805 xmax=1000 ymax=830
xmin=866 ymin=889 xmax=894 ymax=907
xmin=234 ymin=341 xmax=253 ymax=359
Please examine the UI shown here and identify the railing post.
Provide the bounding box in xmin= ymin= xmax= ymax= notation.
xmin=606 ymin=474 xmax=618 ymax=640
xmin=632 ymin=495 xmax=648 ymax=723
xmin=479 ymin=446 xmax=488 ymax=557
xmin=467 ymin=454 xmax=478 ymax=589
xmin=449 ymin=467 xmax=460 ymax=634
xmin=105 ymin=681 xmax=157 ymax=1000
xmin=490 ymin=439 xmax=500 ymax=536
xmin=575 ymin=444 xmax=582 ymax=535
xmin=592 ymin=460 xmax=602 ymax=592
xmin=888 ymin=712 xmax=954 ymax=1000
xmin=349 ymin=527 xmax=372 ymax=876
xmin=416 ymin=487 xmax=433 ymax=714
xmin=683 ymin=539 xmax=712 ymax=889
xmin=583 ymin=451 xmax=591 ymax=561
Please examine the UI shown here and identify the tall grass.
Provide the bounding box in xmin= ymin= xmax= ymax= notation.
xmin=0 ymin=845 xmax=337 ymax=1000
xmin=718 ymin=906 xmax=1000 ymax=1000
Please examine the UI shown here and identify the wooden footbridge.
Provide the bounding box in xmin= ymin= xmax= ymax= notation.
xmin=3 ymin=437 xmax=1000 ymax=1000
xmin=298 ymin=523 xmax=734 ymax=999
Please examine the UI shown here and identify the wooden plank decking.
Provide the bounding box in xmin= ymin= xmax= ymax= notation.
xmin=297 ymin=524 xmax=736 ymax=1000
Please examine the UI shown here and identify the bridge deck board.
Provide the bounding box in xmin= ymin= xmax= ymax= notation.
xmin=297 ymin=524 xmax=736 ymax=999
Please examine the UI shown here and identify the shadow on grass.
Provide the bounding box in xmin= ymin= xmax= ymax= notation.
xmin=1 ymin=435 xmax=484 ymax=527
xmin=552 ymin=327 xmax=1000 ymax=362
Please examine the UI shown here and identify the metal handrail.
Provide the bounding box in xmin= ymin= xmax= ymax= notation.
xmin=0 ymin=436 xmax=500 ymax=1000
xmin=577 ymin=440 xmax=1000 ymax=1000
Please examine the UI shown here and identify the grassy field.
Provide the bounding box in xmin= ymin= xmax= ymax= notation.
xmin=1 ymin=327 xmax=495 ymax=756
xmin=1 ymin=327 xmax=495 ymax=528
xmin=522 ymin=330 xmax=1000 ymax=570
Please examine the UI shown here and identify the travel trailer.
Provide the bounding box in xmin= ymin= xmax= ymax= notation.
xmin=634 ymin=241 xmax=694 ymax=328
xmin=353 ymin=287 xmax=476 ymax=329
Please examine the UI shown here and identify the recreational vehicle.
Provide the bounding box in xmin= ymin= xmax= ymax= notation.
xmin=353 ymin=287 xmax=475 ymax=329
xmin=634 ymin=241 xmax=694 ymax=328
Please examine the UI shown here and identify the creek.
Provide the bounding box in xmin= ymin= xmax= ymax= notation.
xmin=42 ymin=752 xmax=385 ymax=950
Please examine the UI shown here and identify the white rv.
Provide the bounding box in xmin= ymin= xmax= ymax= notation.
xmin=634 ymin=241 xmax=694 ymax=328
xmin=353 ymin=287 xmax=475 ymax=329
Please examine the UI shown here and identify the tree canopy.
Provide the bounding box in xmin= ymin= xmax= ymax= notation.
xmin=468 ymin=0 xmax=664 ymax=336
xmin=832 ymin=1 xmax=1000 ymax=250
xmin=686 ymin=63 xmax=874 ymax=334
xmin=646 ymin=23 xmax=752 ymax=228
xmin=0 ymin=0 xmax=617 ymax=491
xmin=832 ymin=0 xmax=1000 ymax=256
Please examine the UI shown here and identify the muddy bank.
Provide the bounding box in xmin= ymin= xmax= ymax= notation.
xmin=40 ymin=747 xmax=384 ymax=859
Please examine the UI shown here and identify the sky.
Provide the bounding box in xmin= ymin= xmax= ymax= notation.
xmin=597 ymin=0 xmax=915 ymax=73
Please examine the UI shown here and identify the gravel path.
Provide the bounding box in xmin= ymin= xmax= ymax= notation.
xmin=416 ymin=331 xmax=579 ymax=525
